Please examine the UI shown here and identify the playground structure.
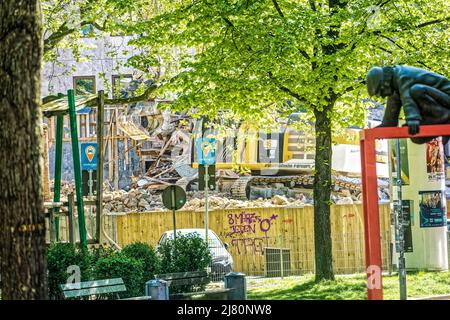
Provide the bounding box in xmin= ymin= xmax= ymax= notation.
xmin=360 ymin=124 xmax=450 ymax=300
xmin=42 ymin=90 xmax=105 ymax=249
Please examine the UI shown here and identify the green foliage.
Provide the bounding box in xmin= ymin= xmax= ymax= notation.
xmin=158 ymin=232 xmax=212 ymax=293
xmin=128 ymin=0 xmax=449 ymax=126
xmin=47 ymin=243 xmax=91 ymax=300
xmin=124 ymin=0 xmax=449 ymax=283
xmin=122 ymin=242 xmax=160 ymax=282
xmin=158 ymin=232 xmax=212 ymax=274
xmin=89 ymin=245 xmax=118 ymax=266
xmin=93 ymin=251 xmax=145 ymax=298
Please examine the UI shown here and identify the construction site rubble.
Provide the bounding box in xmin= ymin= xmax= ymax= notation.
xmin=51 ymin=177 xmax=381 ymax=214
xmin=100 ymin=189 xmax=314 ymax=213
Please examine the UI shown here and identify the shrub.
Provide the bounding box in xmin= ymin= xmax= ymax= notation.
xmin=158 ymin=232 xmax=212 ymax=293
xmin=89 ymin=245 xmax=117 ymax=266
xmin=122 ymin=242 xmax=160 ymax=282
xmin=93 ymin=251 xmax=144 ymax=298
xmin=47 ymin=243 xmax=91 ymax=300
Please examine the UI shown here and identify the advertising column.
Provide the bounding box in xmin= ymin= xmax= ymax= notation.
xmin=389 ymin=137 xmax=448 ymax=270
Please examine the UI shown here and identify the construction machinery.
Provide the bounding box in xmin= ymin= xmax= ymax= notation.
xmin=186 ymin=114 xmax=390 ymax=201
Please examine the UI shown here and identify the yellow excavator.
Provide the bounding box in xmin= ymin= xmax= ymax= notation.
xmin=188 ymin=114 xmax=389 ymax=200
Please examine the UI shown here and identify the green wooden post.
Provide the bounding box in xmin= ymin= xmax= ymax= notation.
xmin=96 ymin=90 xmax=105 ymax=243
xmin=53 ymin=114 xmax=64 ymax=241
xmin=68 ymin=89 xmax=87 ymax=249
xmin=67 ymin=193 xmax=75 ymax=243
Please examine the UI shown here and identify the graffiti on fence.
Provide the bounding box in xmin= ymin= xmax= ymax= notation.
xmin=226 ymin=211 xmax=278 ymax=237
xmin=225 ymin=211 xmax=278 ymax=254
xmin=230 ymin=237 xmax=268 ymax=255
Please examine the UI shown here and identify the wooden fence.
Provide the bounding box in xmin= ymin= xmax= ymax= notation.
xmin=113 ymin=203 xmax=392 ymax=276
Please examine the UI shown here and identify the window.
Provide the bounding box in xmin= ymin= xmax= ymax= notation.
xmin=73 ymin=76 xmax=96 ymax=95
xmin=112 ymin=74 xmax=133 ymax=98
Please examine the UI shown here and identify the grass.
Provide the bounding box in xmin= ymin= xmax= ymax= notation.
xmin=247 ymin=271 xmax=450 ymax=300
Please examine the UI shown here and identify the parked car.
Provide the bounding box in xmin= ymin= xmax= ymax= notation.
xmin=156 ymin=228 xmax=234 ymax=278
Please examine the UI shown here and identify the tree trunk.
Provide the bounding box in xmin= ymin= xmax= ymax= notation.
xmin=313 ymin=102 xmax=335 ymax=282
xmin=0 ymin=0 xmax=48 ymax=299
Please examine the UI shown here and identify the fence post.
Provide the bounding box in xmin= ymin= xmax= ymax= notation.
xmin=280 ymin=248 xmax=284 ymax=278
xmin=67 ymin=193 xmax=75 ymax=244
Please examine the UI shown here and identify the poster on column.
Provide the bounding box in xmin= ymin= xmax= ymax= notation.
xmin=426 ymin=138 xmax=445 ymax=182
xmin=419 ymin=191 xmax=446 ymax=228
xmin=401 ymin=200 xmax=413 ymax=252
xmin=389 ymin=139 xmax=410 ymax=185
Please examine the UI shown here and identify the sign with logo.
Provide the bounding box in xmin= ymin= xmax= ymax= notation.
xmin=81 ymin=142 xmax=98 ymax=171
xmin=197 ymin=138 xmax=216 ymax=165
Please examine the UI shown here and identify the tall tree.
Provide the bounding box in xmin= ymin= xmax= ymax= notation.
xmin=0 ymin=0 xmax=48 ymax=299
xmin=127 ymin=0 xmax=449 ymax=281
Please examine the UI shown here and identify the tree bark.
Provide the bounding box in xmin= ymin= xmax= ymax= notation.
xmin=0 ymin=0 xmax=48 ymax=299
xmin=313 ymin=102 xmax=335 ymax=282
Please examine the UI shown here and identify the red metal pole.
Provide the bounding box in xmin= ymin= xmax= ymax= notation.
xmin=360 ymin=124 xmax=450 ymax=300
xmin=361 ymin=133 xmax=383 ymax=300
xmin=360 ymin=136 xmax=370 ymax=275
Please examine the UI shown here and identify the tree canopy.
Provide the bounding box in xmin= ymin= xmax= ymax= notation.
xmin=123 ymin=0 xmax=449 ymax=125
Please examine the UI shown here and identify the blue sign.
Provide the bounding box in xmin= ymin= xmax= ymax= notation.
xmin=81 ymin=142 xmax=98 ymax=170
xmin=197 ymin=138 xmax=216 ymax=165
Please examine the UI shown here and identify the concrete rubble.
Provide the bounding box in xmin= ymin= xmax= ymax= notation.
xmin=51 ymin=178 xmax=375 ymax=214
xmin=100 ymin=189 xmax=313 ymax=213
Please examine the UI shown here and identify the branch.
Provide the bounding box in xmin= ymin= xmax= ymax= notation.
xmin=268 ymin=71 xmax=305 ymax=103
xmin=44 ymin=20 xmax=107 ymax=54
xmin=222 ymin=17 xmax=234 ymax=28
xmin=298 ymin=48 xmax=310 ymax=60
xmin=104 ymin=83 xmax=158 ymax=105
xmin=279 ymin=85 xmax=303 ymax=102
xmin=272 ymin=0 xmax=285 ymax=18
xmin=377 ymin=36 xmax=432 ymax=69
xmin=416 ymin=16 xmax=450 ymax=28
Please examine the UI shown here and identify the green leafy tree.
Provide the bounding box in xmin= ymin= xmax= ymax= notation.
xmin=125 ymin=0 xmax=449 ymax=281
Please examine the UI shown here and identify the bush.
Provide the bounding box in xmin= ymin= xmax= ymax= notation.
xmin=89 ymin=245 xmax=118 ymax=266
xmin=47 ymin=243 xmax=91 ymax=300
xmin=93 ymin=251 xmax=144 ymax=298
xmin=122 ymin=242 xmax=160 ymax=282
xmin=158 ymin=232 xmax=212 ymax=293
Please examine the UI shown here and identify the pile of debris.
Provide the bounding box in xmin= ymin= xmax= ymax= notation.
xmin=101 ymin=189 xmax=312 ymax=214
xmin=182 ymin=194 xmax=311 ymax=211
xmin=102 ymin=189 xmax=164 ymax=213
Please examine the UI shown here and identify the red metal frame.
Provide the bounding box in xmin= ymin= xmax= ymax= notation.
xmin=360 ymin=124 xmax=450 ymax=300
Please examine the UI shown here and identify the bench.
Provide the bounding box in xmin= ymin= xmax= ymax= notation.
xmin=60 ymin=278 xmax=127 ymax=299
xmin=155 ymin=271 xmax=233 ymax=300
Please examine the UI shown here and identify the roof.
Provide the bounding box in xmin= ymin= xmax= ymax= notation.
xmin=41 ymin=94 xmax=98 ymax=117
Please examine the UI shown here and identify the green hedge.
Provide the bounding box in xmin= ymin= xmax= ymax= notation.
xmin=93 ymin=251 xmax=144 ymax=298
xmin=122 ymin=242 xmax=160 ymax=283
xmin=158 ymin=233 xmax=212 ymax=293
xmin=47 ymin=243 xmax=91 ymax=300
xmin=47 ymin=237 xmax=211 ymax=299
